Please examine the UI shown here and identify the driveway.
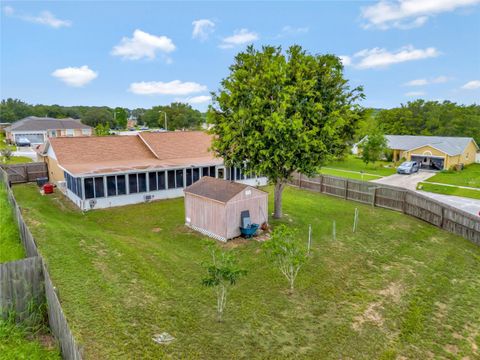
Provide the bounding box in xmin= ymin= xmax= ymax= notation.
xmin=12 ymin=146 xmax=37 ymax=161
xmin=371 ymin=171 xmax=435 ymax=190
xmin=372 ymin=171 xmax=480 ymax=216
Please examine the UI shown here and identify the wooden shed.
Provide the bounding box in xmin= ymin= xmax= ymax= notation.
xmin=184 ymin=176 xmax=268 ymax=242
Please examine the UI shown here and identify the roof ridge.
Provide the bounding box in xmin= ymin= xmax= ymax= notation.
xmin=137 ymin=133 xmax=161 ymax=159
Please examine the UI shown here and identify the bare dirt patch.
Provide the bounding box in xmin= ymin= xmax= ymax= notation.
xmin=152 ymin=227 xmax=162 ymax=233
xmin=352 ymin=303 xmax=384 ymax=331
xmin=378 ymin=282 xmax=404 ymax=303
xmin=444 ymin=344 xmax=459 ymax=355
xmin=222 ymin=238 xmax=251 ymax=249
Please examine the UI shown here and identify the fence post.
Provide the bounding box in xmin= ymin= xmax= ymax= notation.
xmin=402 ymin=191 xmax=407 ymax=213
xmin=372 ymin=187 xmax=377 ymax=207
xmin=299 ymin=173 xmax=302 ymax=188
xmin=440 ymin=207 xmax=445 ymax=228
xmin=319 ymin=175 xmax=323 ymax=193
xmin=344 ymin=179 xmax=348 ymax=199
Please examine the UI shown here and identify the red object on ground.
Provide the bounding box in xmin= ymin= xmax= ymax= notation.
xmin=43 ymin=183 xmax=54 ymax=194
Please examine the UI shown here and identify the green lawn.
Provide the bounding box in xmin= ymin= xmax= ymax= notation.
xmin=0 ymin=182 xmax=25 ymax=262
xmin=322 ymin=155 xmax=396 ymax=177
xmin=0 ymin=321 xmax=60 ymax=360
xmin=425 ymin=164 xmax=480 ymax=189
xmin=418 ymin=182 xmax=480 ymax=200
xmin=1 ymin=155 xmax=33 ymax=165
xmin=12 ymin=184 xmax=480 ymax=359
xmin=319 ymin=168 xmax=382 ymax=181
xmin=0 ymin=132 xmax=15 ymax=151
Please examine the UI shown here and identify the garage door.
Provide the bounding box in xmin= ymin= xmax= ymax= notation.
xmin=411 ymin=155 xmax=444 ymax=170
xmin=14 ymin=133 xmax=45 ymax=144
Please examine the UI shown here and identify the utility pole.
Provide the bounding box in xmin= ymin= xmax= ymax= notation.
xmin=158 ymin=110 xmax=168 ymax=131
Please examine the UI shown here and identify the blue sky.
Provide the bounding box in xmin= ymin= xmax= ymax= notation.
xmin=1 ymin=1 xmax=479 ymax=111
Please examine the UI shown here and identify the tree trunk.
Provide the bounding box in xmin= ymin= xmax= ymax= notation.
xmin=273 ymin=181 xmax=285 ymax=219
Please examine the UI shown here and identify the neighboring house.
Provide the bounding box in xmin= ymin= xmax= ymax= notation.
xmin=127 ymin=118 xmax=137 ymax=129
xmin=38 ymin=131 xmax=267 ymax=210
xmin=184 ymin=176 xmax=268 ymax=241
xmin=356 ymin=135 xmax=479 ymax=170
xmin=5 ymin=116 xmax=93 ymax=145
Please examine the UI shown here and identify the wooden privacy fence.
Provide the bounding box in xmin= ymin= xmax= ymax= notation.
xmin=0 ymin=168 xmax=83 ymax=359
xmin=0 ymin=162 xmax=48 ymax=184
xmin=291 ymin=173 xmax=480 ymax=246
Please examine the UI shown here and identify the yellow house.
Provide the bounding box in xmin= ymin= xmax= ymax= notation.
xmin=385 ymin=135 xmax=479 ymax=170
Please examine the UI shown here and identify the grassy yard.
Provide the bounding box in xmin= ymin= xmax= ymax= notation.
xmin=418 ymin=182 xmax=480 ymax=200
xmin=0 ymin=182 xmax=24 ymax=262
xmin=12 ymin=183 xmax=480 ymax=359
xmin=319 ymin=168 xmax=382 ymax=181
xmin=1 ymin=155 xmax=33 ymax=165
xmin=425 ymin=164 xmax=480 ymax=189
xmin=322 ymin=155 xmax=396 ymax=177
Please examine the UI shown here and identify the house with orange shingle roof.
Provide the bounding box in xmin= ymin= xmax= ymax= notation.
xmin=38 ymin=131 xmax=267 ymax=210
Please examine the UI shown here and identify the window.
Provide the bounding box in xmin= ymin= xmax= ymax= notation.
xmin=176 ymin=169 xmax=184 ymax=188
xmin=209 ymin=166 xmax=216 ymax=177
xmin=129 ymin=174 xmax=138 ymax=193
xmin=157 ymin=171 xmax=166 ymax=190
xmin=192 ymin=168 xmax=200 ymax=182
xmin=76 ymin=178 xmax=82 ymax=198
xmin=236 ymin=168 xmax=242 ymax=180
xmin=168 ymin=170 xmax=175 ymax=189
xmin=81 ymin=129 xmax=90 ymax=136
xmin=85 ymin=178 xmax=94 ymax=199
xmin=107 ymin=176 xmax=116 ymax=196
xmin=217 ymin=168 xmax=224 ymax=179
xmin=202 ymin=167 xmax=209 ymax=177
xmin=66 ymin=129 xmax=74 ymax=137
xmin=138 ymin=173 xmax=147 ymax=193
xmin=149 ymin=172 xmax=157 ymax=191
xmin=117 ymin=175 xmax=126 ymax=195
xmin=94 ymin=177 xmax=105 ymax=198
xmin=186 ymin=168 xmax=192 ymax=186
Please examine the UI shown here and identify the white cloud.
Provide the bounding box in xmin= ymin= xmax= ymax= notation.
xmin=362 ymin=0 xmax=480 ymax=29
xmin=461 ymin=80 xmax=480 ymax=89
xmin=3 ymin=6 xmax=14 ymax=16
xmin=192 ymin=19 xmax=215 ymax=41
xmin=404 ymin=76 xmax=450 ymax=86
xmin=278 ymin=25 xmax=309 ymax=37
xmin=339 ymin=55 xmax=352 ymax=66
xmin=112 ymin=29 xmax=175 ymax=60
xmin=404 ymin=78 xmax=428 ymax=86
xmin=129 ymin=80 xmax=207 ymax=95
xmin=51 ymin=66 xmax=98 ymax=87
xmin=3 ymin=6 xmax=71 ymax=28
xmin=219 ymin=29 xmax=259 ymax=49
xmin=351 ymin=45 xmax=440 ymax=69
xmin=179 ymin=95 xmax=212 ymax=104
xmin=405 ymin=91 xmax=426 ymax=97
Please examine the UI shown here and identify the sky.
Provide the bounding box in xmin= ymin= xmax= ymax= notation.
xmin=1 ymin=0 xmax=480 ymax=111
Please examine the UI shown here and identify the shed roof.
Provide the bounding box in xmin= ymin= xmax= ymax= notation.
xmin=45 ymin=131 xmax=222 ymax=175
xmin=385 ymin=135 xmax=476 ymax=156
xmin=5 ymin=116 xmax=92 ymax=132
xmin=184 ymin=176 xmax=263 ymax=203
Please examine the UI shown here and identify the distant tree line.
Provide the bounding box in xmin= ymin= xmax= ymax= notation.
xmin=356 ymin=100 xmax=480 ymax=144
xmin=0 ymin=98 xmax=204 ymax=131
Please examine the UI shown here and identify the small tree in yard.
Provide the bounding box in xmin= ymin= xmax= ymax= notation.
xmin=208 ymin=45 xmax=365 ymax=219
xmin=359 ymin=129 xmax=387 ymax=166
xmin=263 ymin=225 xmax=308 ymax=292
xmin=1 ymin=148 xmax=12 ymax=162
xmin=202 ymin=246 xmax=247 ymax=322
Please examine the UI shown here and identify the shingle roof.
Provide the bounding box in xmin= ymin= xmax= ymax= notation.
xmin=385 ymin=135 xmax=477 ymax=156
xmin=47 ymin=131 xmax=222 ymax=175
xmin=184 ymin=176 xmax=250 ymax=203
xmin=5 ymin=116 xmax=91 ymax=132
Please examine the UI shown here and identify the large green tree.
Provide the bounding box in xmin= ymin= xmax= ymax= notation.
xmin=142 ymin=103 xmax=203 ymax=130
xmin=81 ymin=107 xmax=114 ymax=127
xmin=114 ymin=107 xmax=128 ymax=129
xmin=208 ymin=45 xmax=364 ymax=218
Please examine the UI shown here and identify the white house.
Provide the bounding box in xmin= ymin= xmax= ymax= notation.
xmin=38 ymin=131 xmax=267 ymax=211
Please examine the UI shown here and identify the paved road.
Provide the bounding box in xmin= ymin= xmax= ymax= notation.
xmin=372 ymin=171 xmax=480 ymax=216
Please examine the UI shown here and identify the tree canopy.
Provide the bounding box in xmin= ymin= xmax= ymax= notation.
xmin=142 ymin=102 xmax=203 ymax=130
xmin=374 ymin=100 xmax=480 ymax=144
xmin=208 ymin=45 xmax=365 ymax=218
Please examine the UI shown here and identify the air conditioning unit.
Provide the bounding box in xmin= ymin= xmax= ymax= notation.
xmin=144 ymin=194 xmax=154 ymax=202
xmin=57 ymin=181 xmax=67 ymax=193
xmin=89 ymin=199 xmax=97 ymax=209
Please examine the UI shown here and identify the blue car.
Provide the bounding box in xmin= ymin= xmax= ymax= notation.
xmin=397 ymin=161 xmax=420 ymax=174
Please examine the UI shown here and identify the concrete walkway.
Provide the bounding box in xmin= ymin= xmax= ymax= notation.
xmin=372 ymin=171 xmax=480 ymax=216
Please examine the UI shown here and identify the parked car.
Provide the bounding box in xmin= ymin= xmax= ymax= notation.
xmin=16 ymin=137 xmax=31 ymax=147
xmin=397 ymin=161 xmax=419 ymax=174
